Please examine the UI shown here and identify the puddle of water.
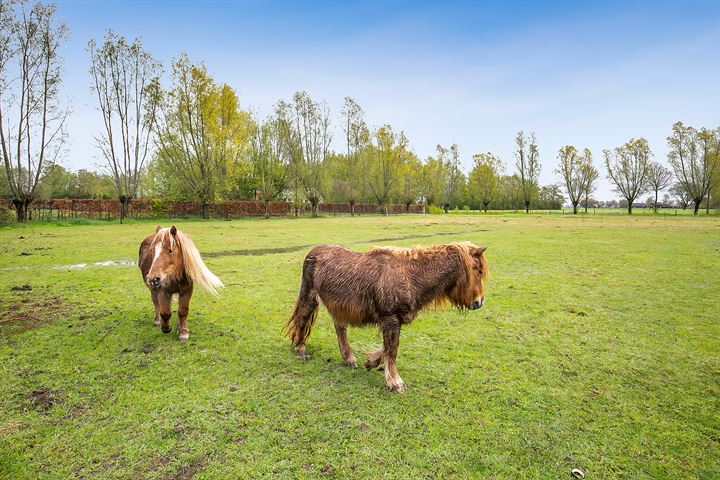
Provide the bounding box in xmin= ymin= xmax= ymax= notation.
xmin=56 ymin=260 xmax=136 ymax=270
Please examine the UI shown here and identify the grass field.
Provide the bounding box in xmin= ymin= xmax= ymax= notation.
xmin=1 ymin=214 xmax=719 ymax=479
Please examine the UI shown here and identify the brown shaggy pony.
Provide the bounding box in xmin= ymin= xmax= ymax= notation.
xmin=139 ymin=225 xmax=223 ymax=341
xmin=285 ymin=242 xmax=488 ymax=393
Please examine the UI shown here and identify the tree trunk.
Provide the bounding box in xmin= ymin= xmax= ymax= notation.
xmin=572 ymin=203 xmax=578 ymax=215
xmin=119 ymin=196 xmax=131 ymax=224
xmin=201 ymin=203 xmax=210 ymax=219
xmin=627 ymin=203 xmax=633 ymax=214
xmin=264 ymin=199 xmax=270 ymax=219
xmin=443 ymin=204 xmax=449 ymax=214
xmin=693 ymin=200 xmax=700 ymax=215
xmin=13 ymin=198 xmax=31 ymax=223
xmin=482 ymin=202 xmax=488 ymax=213
xmin=654 ymin=190 xmax=659 ymax=213
xmin=350 ymin=200 xmax=355 ymax=217
xmin=405 ymin=202 xmax=411 ymax=213
xmin=525 ymin=200 xmax=530 ymax=213
xmin=706 ymin=193 xmax=711 ymax=214
xmin=311 ymin=201 xmax=318 ymax=218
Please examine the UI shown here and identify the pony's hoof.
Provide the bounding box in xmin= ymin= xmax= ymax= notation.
xmin=154 ymin=320 xmax=161 ymax=327
xmin=386 ymin=379 xmax=406 ymax=394
xmin=347 ymin=360 xmax=358 ymax=369
xmin=178 ymin=333 xmax=189 ymax=342
xmin=161 ymin=327 xmax=172 ymax=333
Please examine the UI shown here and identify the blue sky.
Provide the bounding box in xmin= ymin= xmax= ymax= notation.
xmin=58 ymin=0 xmax=719 ymax=200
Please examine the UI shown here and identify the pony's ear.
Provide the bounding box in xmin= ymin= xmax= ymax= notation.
xmin=170 ymin=225 xmax=177 ymax=236
xmin=473 ymin=246 xmax=487 ymax=257
xmin=155 ymin=224 xmax=162 ymax=233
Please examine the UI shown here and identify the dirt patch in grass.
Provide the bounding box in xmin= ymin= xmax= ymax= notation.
xmin=0 ymin=290 xmax=71 ymax=336
xmin=166 ymin=457 xmax=208 ymax=480
xmin=204 ymin=244 xmax=312 ymax=258
xmin=362 ymin=229 xmax=488 ymax=244
xmin=24 ymin=388 xmax=64 ymax=412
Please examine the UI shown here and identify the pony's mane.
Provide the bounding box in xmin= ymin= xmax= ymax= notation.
xmin=371 ymin=241 xmax=488 ymax=309
xmin=370 ymin=242 xmax=487 ymax=278
xmin=154 ymin=228 xmax=224 ymax=297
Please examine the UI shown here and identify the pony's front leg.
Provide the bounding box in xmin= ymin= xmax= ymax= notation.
xmin=157 ymin=292 xmax=173 ymax=333
xmin=177 ymin=288 xmax=192 ymax=341
xmin=380 ymin=316 xmax=405 ymax=393
xmin=151 ymin=289 xmax=161 ymax=327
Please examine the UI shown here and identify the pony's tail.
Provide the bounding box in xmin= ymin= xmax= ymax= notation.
xmin=177 ymin=232 xmax=224 ymax=297
xmin=283 ymin=256 xmax=319 ymax=354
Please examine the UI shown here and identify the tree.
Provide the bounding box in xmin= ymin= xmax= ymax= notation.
xmin=514 ymin=131 xmax=540 ymax=213
xmin=536 ymin=183 xmax=564 ymax=210
xmin=365 ymin=125 xmax=408 ymax=214
xmin=89 ymin=30 xmax=161 ymax=223
xmin=555 ymin=145 xmax=589 ymax=214
xmin=646 ymin=162 xmax=673 ymax=212
xmin=285 ymin=91 xmax=331 ymax=218
xmin=604 ymin=138 xmax=651 ymax=214
xmin=250 ymin=116 xmax=287 ymax=218
xmin=667 ymin=122 xmax=719 ymax=215
xmin=398 ymin=153 xmax=422 ymax=212
xmin=420 ymin=155 xmax=446 ymax=209
xmin=0 ymin=0 xmax=68 ymax=221
xmin=439 ymin=144 xmax=463 ymax=213
xmin=339 ymin=97 xmax=368 ymax=216
xmin=670 ymin=183 xmax=691 ymax=209
xmin=153 ymin=55 xmax=251 ymax=218
xmin=469 ymin=152 xmax=503 ymax=212
xmin=579 ymin=151 xmax=599 ymax=214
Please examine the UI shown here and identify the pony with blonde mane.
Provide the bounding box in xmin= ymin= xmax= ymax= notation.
xmin=139 ymin=225 xmax=223 ymax=341
xmin=285 ymin=241 xmax=488 ymax=393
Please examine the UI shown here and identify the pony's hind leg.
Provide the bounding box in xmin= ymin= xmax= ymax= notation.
xmin=177 ymin=289 xmax=192 ymax=341
xmin=380 ymin=315 xmax=405 ymax=393
xmin=286 ymin=291 xmax=319 ymax=357
xmin=365 ymin=347 xmax=384 ymax=370
xmin=334 ymin=324 xmax=357 ymax=368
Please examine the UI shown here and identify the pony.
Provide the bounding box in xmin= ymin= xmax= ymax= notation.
xmin=285 ymin=242 xmax=488 ymax=393
xmin=138 ymin=225 xmax=223 ymax=341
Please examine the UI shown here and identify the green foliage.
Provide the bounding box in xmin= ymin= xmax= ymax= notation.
xmin=152 ymin=55 xmax=253 ymax=214
xmin=0 ymin=204 xmax=15 ymax=226
xmin=0 ymin=215 xmax=718 ymax=478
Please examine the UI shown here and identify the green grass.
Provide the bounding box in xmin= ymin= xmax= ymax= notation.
xmin=1 ymin=214 xmax=718 ymax=479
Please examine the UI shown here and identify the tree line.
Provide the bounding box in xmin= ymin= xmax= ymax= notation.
xmin=1 ymin=1 xmax=719 ymax=222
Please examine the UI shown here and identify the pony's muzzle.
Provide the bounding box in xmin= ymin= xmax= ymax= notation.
xmin=148 ymin=277 xmax=161 ymax=288
xmin=469 ymin=298 xmax=484 ymax=310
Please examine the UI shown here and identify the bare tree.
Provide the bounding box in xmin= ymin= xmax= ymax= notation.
xmin=440 ymin=144 xmax=463 ymax=213
xmin=0 ymin=0 xmax=68 ymax=221
xmin=670 ymin=183 xmax=691 ymax=209
xmin=604 ymin=138 xmax=651 ymax=214
xmin=89 ymin=30 xmax=161 ymax=223
xmin=667 ymin=122 xmax=719 ymax=215
xmin=515 ymin=131 xmax=540 ymax=213
xmin=580 ymin=150 xmax=599 ymax=213
xmin=340 ymin=97 xmax=368 ymax=216
xmin=646 ymin=162 xmax=673 ymax=212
